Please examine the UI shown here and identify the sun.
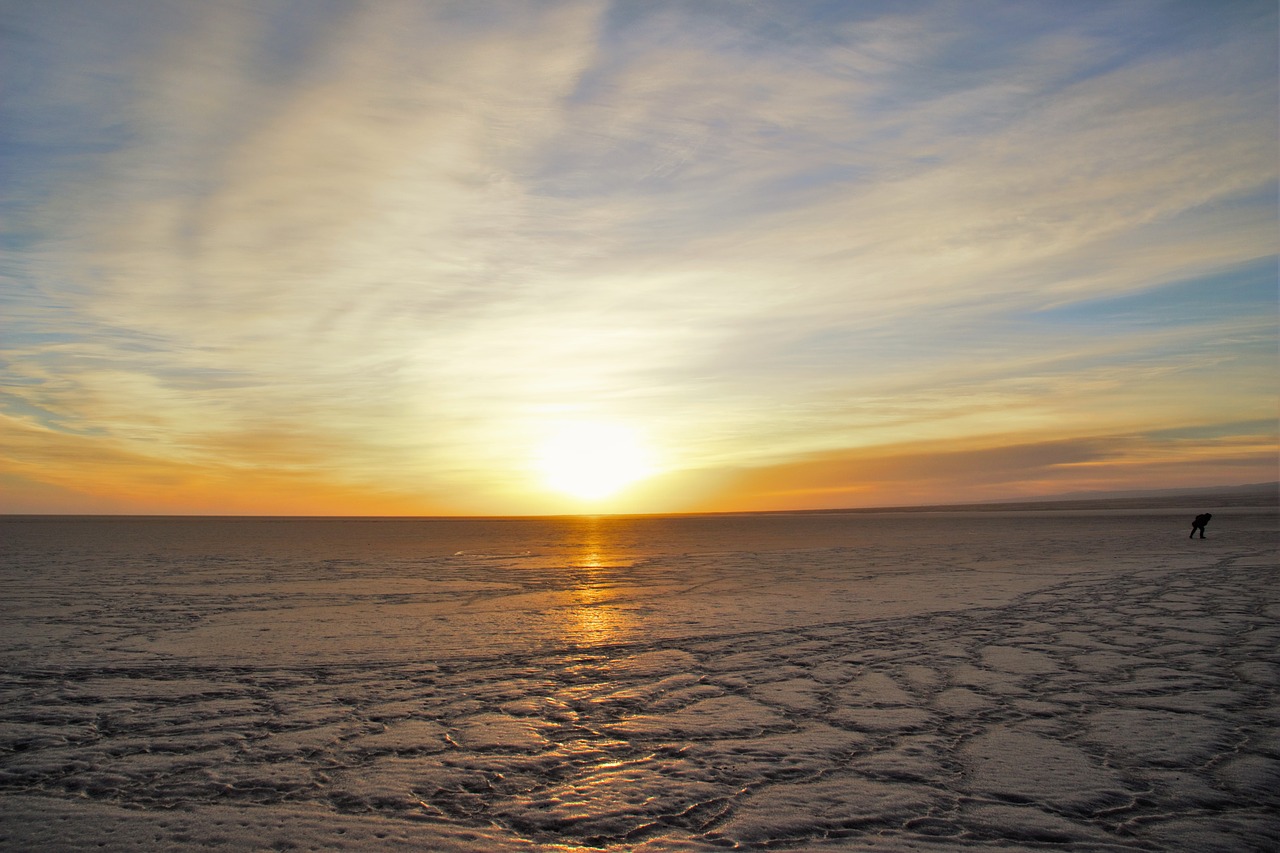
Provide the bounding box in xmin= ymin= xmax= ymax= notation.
xmin=536 ymin=421 xmax=655 ymax=501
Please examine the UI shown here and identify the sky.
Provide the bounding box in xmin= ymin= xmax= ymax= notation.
xmin=1 ymin=0 xmax=1276 ymax=516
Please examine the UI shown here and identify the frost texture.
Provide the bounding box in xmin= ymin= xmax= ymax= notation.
xmin=0 ymin=513 xmax=1277 ymax=851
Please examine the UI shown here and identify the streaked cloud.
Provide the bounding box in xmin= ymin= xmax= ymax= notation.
xmin=1 ymin=0 xmax=1275 ymax=514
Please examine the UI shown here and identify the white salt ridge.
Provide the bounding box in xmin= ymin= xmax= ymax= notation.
xmin=0 ymin=512 xmax=1277 ymax=850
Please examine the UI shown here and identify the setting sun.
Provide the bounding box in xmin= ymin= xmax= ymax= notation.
xmin=536 ymin=422 xmax=655 ymax=501
xmin=2 ymin=1 xmax=1275 ymax=518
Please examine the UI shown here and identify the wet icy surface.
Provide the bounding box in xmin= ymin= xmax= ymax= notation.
xmin=0 ymin=511 xmax=1277 ymax=851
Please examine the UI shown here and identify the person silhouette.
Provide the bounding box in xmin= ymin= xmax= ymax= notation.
xmin=1189 ymin=513 xmax=1211 ymax=539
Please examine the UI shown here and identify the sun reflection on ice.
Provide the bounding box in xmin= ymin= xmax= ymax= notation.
xmin=562 ymin=519 xmax=632 ymax=646
xmin=569 ymin=586 xmax=626 ymax=645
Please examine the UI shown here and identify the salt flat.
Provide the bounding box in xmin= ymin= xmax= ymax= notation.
xmin=0 ymin=510 xmax=1276 ymax=851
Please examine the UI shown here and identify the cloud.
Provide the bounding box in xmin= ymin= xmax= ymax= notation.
xmin=702 ymin=423 xmax=1279 ymax=510
xmin=1 ymin=1 xmax=1275 ymax=513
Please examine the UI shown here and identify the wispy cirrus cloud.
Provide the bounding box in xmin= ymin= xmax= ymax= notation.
xmin=1 ymin=0 xmax=1275 ymax=513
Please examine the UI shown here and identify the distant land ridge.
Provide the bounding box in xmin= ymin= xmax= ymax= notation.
xmin=836 ymin=482 xmax=1279 ymax=515
xmin=1021 ymin=481 xmax=1279 ymax=503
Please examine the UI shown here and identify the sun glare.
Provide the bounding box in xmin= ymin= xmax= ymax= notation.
xmin=536 ymin=422 xmax=655 ymax=501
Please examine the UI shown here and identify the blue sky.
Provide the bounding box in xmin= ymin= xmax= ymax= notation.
xmin=1 ymin=0 xmax=1275 ymax=514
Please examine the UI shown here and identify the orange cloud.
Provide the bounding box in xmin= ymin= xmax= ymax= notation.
xmin=691 ymin=429 xmax=1279 ymax=512
xmin=0 ymin=416 xmax=441 ymax=516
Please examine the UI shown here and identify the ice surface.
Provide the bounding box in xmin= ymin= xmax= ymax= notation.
xmin=0 ymin=509 xmax=1277 ymax=851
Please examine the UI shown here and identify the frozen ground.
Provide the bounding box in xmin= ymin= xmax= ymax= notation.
xmin=0 ymin=510 xmax=1277 ymax=851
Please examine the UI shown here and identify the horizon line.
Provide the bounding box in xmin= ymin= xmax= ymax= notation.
xmin=3 ymin=482 xmax=1275 ymax=521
